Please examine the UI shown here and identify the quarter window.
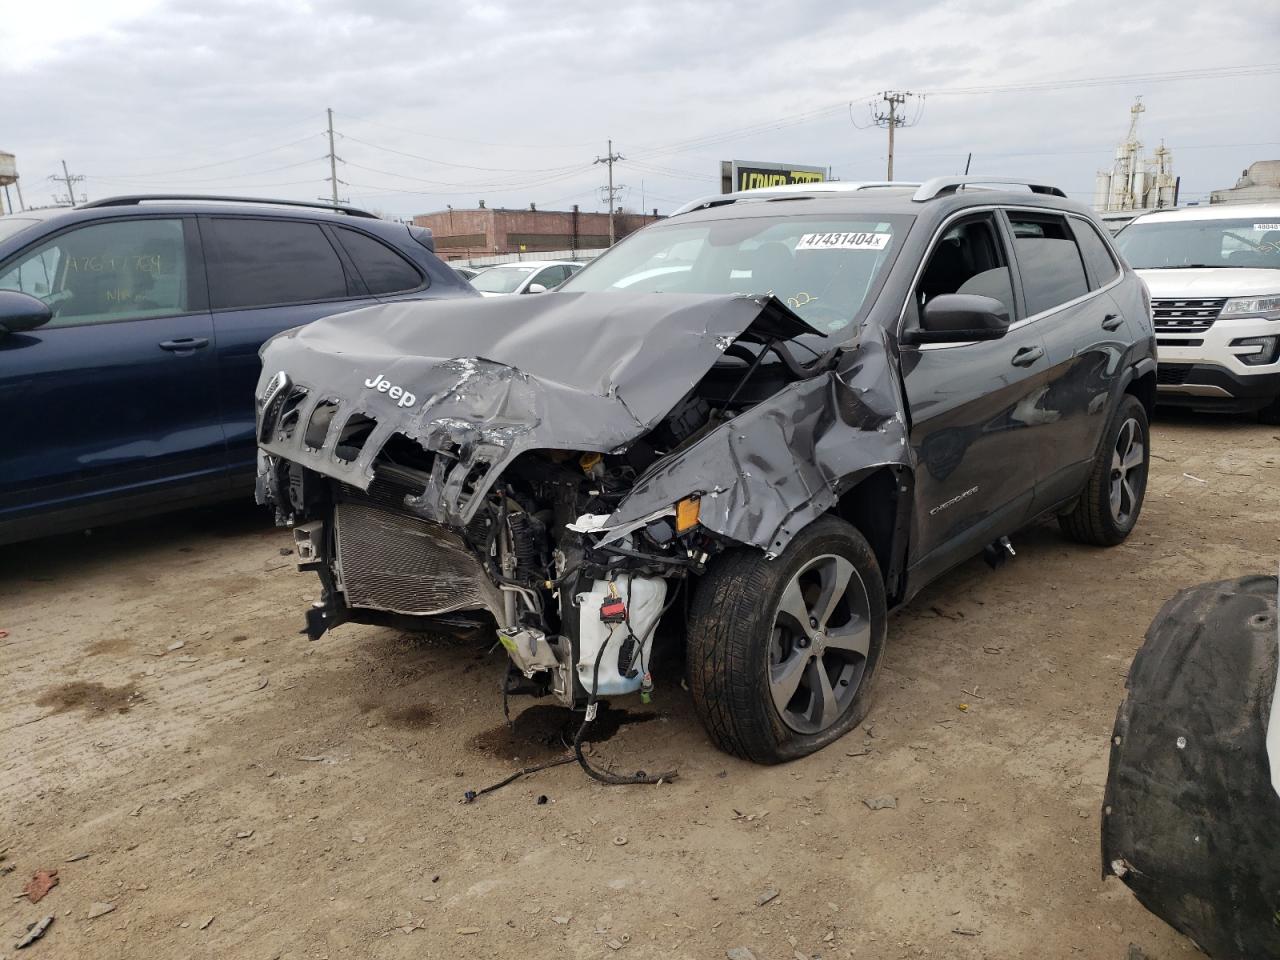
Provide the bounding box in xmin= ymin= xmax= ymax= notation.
xmin=333 ymin=227 xmax=423 ymax=295
xmin=0 ymin=218 xmax=190 ymax=328
xmin=1007 ymin=213 xmax=1090 ymax=316
xmin=1070 ymin=217 xmax=1121 ymax=288
xmin=206 ymin=218 xmax=349 ymax=309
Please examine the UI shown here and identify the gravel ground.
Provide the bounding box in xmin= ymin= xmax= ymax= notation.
xmin=2 ymin=409 xmax=1276 ymax=960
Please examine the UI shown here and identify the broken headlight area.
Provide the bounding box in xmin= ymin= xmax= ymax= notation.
xmin=258 ymin=439 xmax=727 ymax=711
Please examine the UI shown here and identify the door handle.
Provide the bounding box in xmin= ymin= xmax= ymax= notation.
xmin=1101 ymin=313 xmax=1124 ymax=331
xmin=158 ymin=337 xmax=210 ymax=352
xmin=1011 ymin=345 xmax=1044 ymax=367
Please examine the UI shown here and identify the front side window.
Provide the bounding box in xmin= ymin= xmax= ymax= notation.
xmin=1114 ymin=217 xmax=1280 ymax=270
xmin=333 ymin=227 xmax=423 ymax=295
xmin=561 ymin=214 xmax=912 ymax=334
xmin=206 ymin=218 xmax=349 ymax=310
xmin=914 ymin=213 xmax=1016 ymax=320
xmin=1007 ymin=213 xmax=1090 ymax=316
xmin=0 ymin=218 xmax=189 ymax=327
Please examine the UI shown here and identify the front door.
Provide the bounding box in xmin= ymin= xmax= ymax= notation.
xmin=898 ymin=211 xmax=1050 ymax=587
xmin=0 ymin=215 xmax=223 ymax=526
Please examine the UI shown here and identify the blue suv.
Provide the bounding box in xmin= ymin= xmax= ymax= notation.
xmin=0 ymin=195 xmax=474 ymax=546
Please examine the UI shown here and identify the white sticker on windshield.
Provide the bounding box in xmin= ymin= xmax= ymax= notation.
xmin=1254 ymin=223 xmax=1280 ymax=231
xmin=796 ymin=232 xmax=891 ymax=252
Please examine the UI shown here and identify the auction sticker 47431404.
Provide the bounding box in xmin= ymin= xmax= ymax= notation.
xmin=795 ymin=232 xmax=891 ymax=251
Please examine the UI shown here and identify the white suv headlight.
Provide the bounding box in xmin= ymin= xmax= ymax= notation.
xmin=1221 ymin=295 xmax=1280 ymax=318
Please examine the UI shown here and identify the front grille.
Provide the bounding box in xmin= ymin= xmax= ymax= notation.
xmin=1157 ymin=337 xmax=1204 ymax=348
xmin=334 ymin=496 xmax=500 ymax=618
xmin=1151 ymin=298 xmax=1226 ymax=334
xmin=1156 ymin=364 xmax=1192 ymax=386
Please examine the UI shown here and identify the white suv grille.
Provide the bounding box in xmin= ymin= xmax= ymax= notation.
xmin=1150 ymin=298 xmax=1226 ymax=334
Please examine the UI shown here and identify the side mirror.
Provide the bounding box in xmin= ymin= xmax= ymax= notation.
xmin=0 ymin=290 xmax=53 ymax=335
xmin=910 ymin=293 xmax=1010 ymax=344
xmin=526 ymin=283 xmax=549 ymax=294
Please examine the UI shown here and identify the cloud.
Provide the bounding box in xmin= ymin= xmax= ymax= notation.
xmin=2 ymin=0 xmax=1275 ymax=217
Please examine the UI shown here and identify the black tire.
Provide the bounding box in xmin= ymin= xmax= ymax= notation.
xmin=1258 ymin=396 xmax=1280 ymax=425
xmin=1059 ymin=394 xmax=1150 ymax=546
xmin=686 ymin=515 xmax=887 ymax=763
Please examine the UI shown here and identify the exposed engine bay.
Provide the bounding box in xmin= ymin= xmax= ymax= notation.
xmin=255 ymin=291 xmax=910 ymax=716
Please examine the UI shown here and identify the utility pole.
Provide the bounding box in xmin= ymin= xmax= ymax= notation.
xmin=871 ymin=91 xmax=918 ymax=180
xmin=594 ymin=139 xmax=624 ymax=245
xmin=325 ymin=107 xmax=341 ymax=206
xmin=51 ymin=160 xmax=86 ymax=206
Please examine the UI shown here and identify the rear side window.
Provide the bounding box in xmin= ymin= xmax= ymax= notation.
xmin=334 ymin=227 xmax=424 ymax=295
xmin=1007 ymin=213 xmax=1090 ymax=316
xmin=206 ymin=218 xmax=349 ymax=309
xmin=1070 ymin=217 xmax=1121 ymax=288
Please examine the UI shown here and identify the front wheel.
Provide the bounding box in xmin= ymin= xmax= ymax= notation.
xmin=686 ymin=515 xmax=887 ymax=763
xmin=1059 ymin=394 xmax=1150 ymax=546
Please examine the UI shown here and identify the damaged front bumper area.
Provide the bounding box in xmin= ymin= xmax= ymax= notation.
xmin=262 ymin=448 xmax=699 ymax=708
xmin=253 ymin=290 xmax=909 ymax=710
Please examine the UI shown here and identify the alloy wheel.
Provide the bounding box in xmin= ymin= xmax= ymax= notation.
xmin=1109 ymin=417 xmax=1145 ymax=526
xmin=768 ymin=554 xmax=872 ymax=734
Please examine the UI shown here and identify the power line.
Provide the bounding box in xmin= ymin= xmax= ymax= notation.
xmin=340 ymin=134 xmax=585 ymax=174
xmin=630 ymin=62 xmax=1279 ymax=161
xmin=929 ymin=63 xmax=1280 ymax=96
xmin=87 ymin=157 xmax=324 ymax=185
xmin=340 ymin=112 xmax=597 ymax=151
xmin=91 ymin=133 xmax=324 ymax=179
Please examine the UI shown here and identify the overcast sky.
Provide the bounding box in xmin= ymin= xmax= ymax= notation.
xmin=4 ymin=0 xmax=1277 ymax=219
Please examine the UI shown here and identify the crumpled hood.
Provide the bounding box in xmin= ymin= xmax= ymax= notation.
xmin=255 ymin=291 xmax=823 ymax=526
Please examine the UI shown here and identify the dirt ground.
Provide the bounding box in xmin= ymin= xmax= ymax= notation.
xmin=2 ymin=410 xmax=1276 ymax=960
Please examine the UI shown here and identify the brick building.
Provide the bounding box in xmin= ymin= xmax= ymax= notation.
xmin=412 ymin=205 xmax=660 ymax=260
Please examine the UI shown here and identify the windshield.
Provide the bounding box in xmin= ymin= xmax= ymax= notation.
xmin=1115 ymin=216 xmax=1280 ymax=270
xmin=0 ymin=218 xmax=39 ymax=243
xmin=560 ymin=213 xmax=912 ymax=335
xmin=471 ymin=264 xmax=537 ymax=293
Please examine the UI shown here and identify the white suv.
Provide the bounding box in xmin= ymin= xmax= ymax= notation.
xmin=1114 ymin=204 xmax=1280 ymax=422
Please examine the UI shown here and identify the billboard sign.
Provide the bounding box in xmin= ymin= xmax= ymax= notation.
xmin=721 ymin=160 xmax=826 ymax=194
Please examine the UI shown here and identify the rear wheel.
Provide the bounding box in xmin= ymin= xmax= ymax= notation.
xmin=1059 ymin=394 xmax=1149 ymax=546
xmin=686 ymin=516 xmax=886 ymax=763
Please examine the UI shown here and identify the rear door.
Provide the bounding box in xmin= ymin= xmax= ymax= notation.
xmin=1003 ymin=209 xmax=1128 ymax=510
xmin=201 ymin=215 xmax=376 ymax=478
xmin=0 ymin=215 xmax=223 ymax=526
xmin=899 ymin=211 xmax=1051 ymax=587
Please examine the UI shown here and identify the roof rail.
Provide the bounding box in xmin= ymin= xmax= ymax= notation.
xmin=912 ymin=177 xmax=1067 ymax=202
xmin=78 ymin=195 xmax=379 ymax=218
xmin=672 ymin=180 xmax=922 ymax=216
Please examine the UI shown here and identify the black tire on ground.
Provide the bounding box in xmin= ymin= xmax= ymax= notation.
xmin=685 ymin=515 xmax=887 ymax=763
xmin=1258 ymin=395 xmax=1280 ymax=425
xmin=1059 ymin=394 xmax=1150 ymax=547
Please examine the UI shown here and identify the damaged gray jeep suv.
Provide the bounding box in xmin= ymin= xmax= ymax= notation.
xmin=254 ymin=176 xmax=1156 ymax=763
